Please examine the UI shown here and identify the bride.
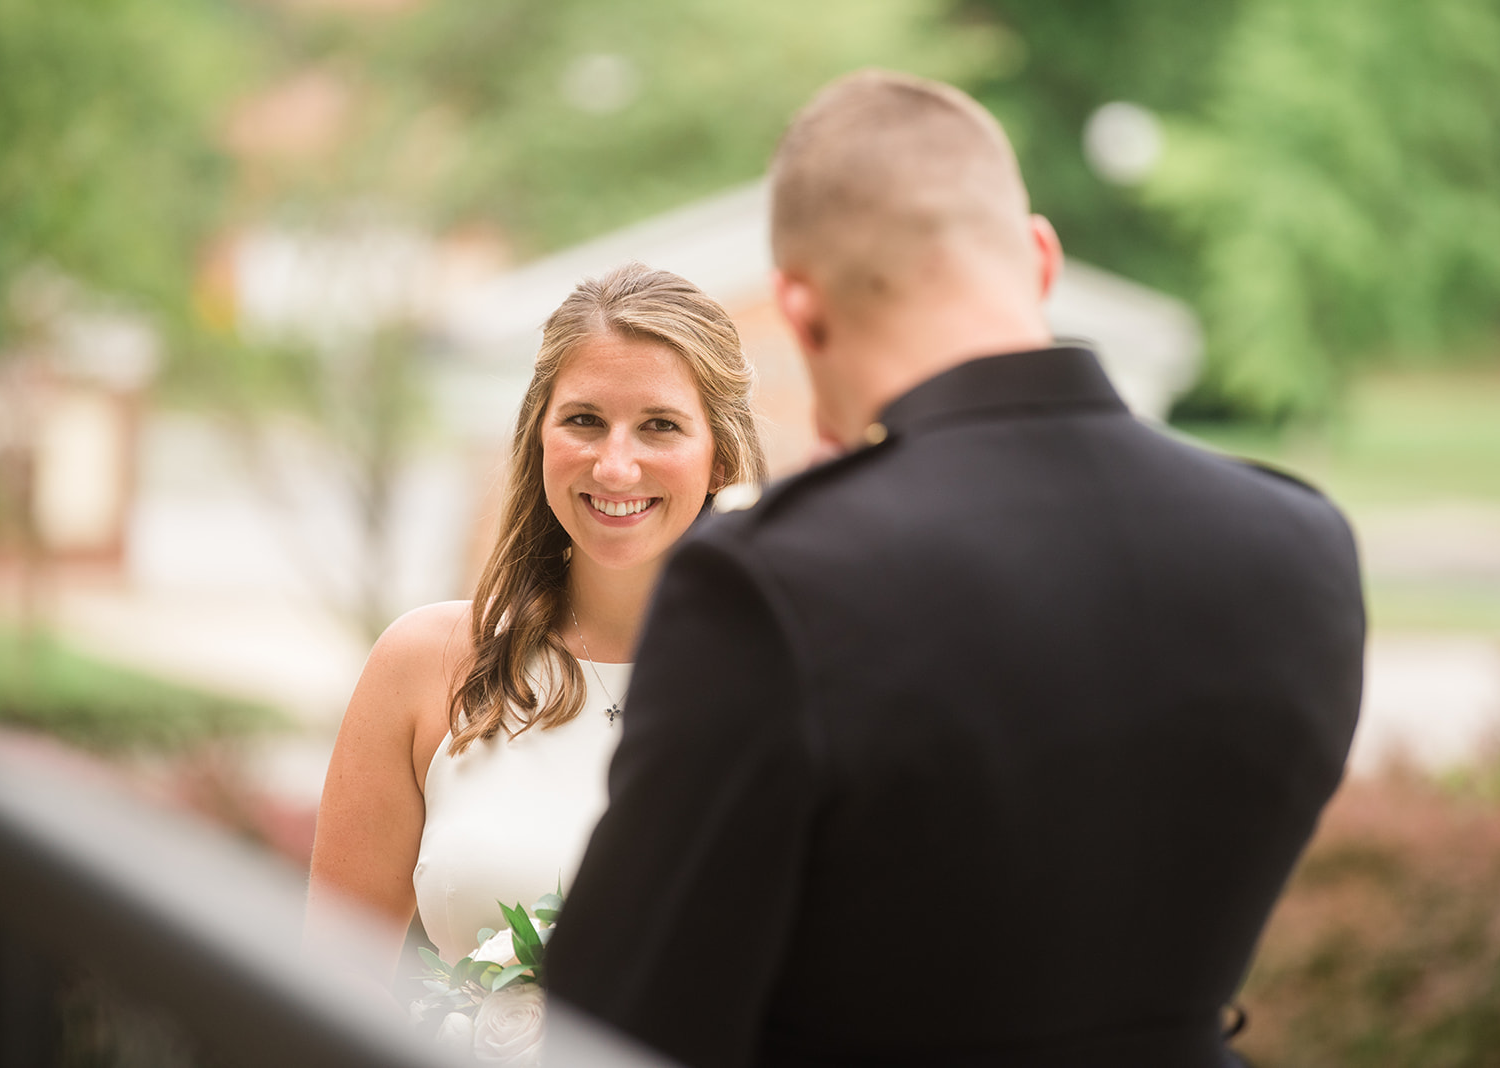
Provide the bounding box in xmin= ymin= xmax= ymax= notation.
xmin=306 ymin=262 xmax=768 ymax=977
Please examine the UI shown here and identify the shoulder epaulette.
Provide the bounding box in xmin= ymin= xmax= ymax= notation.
xmin=1235 ymin=456 xmax=1328 ymax=498
xmin=731 ymin=432 xmax=898 ymax=526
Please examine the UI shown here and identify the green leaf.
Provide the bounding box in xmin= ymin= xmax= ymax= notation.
xmin=513 ymin=938 xmax=539 ymax=968
xmin=452 ymin=958 xmax=483 ymax=988
xmin=534 ymin=908 xmax=559 ymax=923
xmin=417 ymin=946 xmax=452 ymax=978
xmin=533 ymin=892 xmax=563 ymax=915
xmin=501 ymin=903 xmax=543 ymax=949
xmin=491 ymin=964 xmax=533 ymax=992
xmin=475 ymin=927 xmax=497 ymax=944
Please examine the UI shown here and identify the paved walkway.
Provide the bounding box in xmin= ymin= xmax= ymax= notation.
xmin=1349 ymin=502 xmax=1500 ymax=774
xmin=1351 ymin=632 xmax=1500 ymax=775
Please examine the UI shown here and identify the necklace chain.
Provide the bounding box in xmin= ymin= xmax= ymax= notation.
xmin=568 ymin=601 xmax=624 ymax=724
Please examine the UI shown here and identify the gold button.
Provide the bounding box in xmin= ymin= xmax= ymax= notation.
xmin=863 ymin=422 xmax=889 ymax=446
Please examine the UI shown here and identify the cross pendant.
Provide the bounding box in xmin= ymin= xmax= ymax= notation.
xmin=606 ymin=704 xmax=622 ymax=724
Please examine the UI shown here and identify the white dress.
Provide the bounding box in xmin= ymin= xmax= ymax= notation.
xmin=413 ymin=660 xmax=631 ymax=963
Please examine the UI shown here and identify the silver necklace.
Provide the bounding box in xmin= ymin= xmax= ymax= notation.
xmin=568 ymin=602 xmax=624 ymax=724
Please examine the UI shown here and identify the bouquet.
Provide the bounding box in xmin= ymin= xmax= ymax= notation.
xmin=410 ymin=892 xmax=563 ymax=1064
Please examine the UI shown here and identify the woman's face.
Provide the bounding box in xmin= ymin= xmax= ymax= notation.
xmin=541 ymin=331 xmax=719 ymax=578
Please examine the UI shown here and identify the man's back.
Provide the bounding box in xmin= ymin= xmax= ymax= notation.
xmin=549 ymin=348 xmax=1364 ymax=1067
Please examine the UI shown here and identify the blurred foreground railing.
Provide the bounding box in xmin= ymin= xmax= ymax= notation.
xmin=0 ymin=746 xmax=671 ymax=1068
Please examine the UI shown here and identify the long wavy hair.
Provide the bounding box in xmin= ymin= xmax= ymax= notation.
xmin=448 ymin=262 xmax=769 ymax=751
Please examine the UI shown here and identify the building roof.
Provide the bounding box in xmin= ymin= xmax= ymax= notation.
xmin=441 ymin=182 xmax=774 ymax=362
xmin=436 ymin=179 xmax=1201 ymax=421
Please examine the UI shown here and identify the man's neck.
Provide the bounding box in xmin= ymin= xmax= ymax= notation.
xmin=823 ymin=299 xmax=1053 ymax=447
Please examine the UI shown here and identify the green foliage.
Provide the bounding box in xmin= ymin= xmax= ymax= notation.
xmin=0 ymin=628 xmax=287 ymax=753
xmin=410 ymin=894 xmax=560 ymax=1036
xmin=0 ymin=0 xmax=254 ymax=345
xmin=353 ymin=0 xmax=1008 ymax=255
xmin=973 ymin=1 xmax=1500 ymax=422
xmin=1146 ymin=0 xmax=1500 ymax=419
xmin=532 ymin=891 xmax=563 ymax=924
xmin=12 ymin=0 xmax=1496 ymax=428
xmin=968 ymin=0 xmax=1244 ymax=298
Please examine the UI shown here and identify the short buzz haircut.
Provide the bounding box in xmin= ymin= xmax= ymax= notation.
xmin=769 ymin=69 xmax=1033 ymax=304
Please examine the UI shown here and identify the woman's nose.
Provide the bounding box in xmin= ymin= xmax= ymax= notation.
xmin=593 ymin=429 xmax=641 ymax=486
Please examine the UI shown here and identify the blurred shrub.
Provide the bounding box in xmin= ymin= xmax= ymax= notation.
xmin=1239 ymin=768 xmax=1500 ymax=1066
xmin=0 ymin=629 xmax=287 ymax=754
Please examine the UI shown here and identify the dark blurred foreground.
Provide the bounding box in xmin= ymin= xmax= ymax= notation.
xmin=3 ymin=723 xmax=1499 ymax=1066
xmin=0 ymin=738 xmax=680 ymax=1068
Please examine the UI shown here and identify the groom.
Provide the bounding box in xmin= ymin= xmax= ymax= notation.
xmin=548 ymin=70 xmax=1364 ymax=1068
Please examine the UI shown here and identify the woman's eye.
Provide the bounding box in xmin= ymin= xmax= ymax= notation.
xmin=565 ymin=413 xmax=603 ymax=427
xmin=645 ymin=418 xmax=680 ymax=432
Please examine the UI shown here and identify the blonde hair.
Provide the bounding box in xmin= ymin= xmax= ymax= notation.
xmin=770 ymin=69 xmax=1032 ymax=304
xmin=449 ymin=263 xmax=768 ymax=750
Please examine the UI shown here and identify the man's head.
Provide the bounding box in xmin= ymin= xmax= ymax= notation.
xmin=769 ymin=69 xmax=1061 ymax=447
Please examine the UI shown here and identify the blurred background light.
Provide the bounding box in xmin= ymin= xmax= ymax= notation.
xmin=1082 ymin=100 xmax=1163 ymax=186
xmin=560 ymin=53 xmax=641 ymax=115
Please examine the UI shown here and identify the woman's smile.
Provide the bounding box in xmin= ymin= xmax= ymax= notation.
xmin=584 ymin=494 xmax=661 ymax=520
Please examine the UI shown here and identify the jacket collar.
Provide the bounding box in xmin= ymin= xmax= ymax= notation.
xmin=877 ymin=346 xmax=1127 ymax=437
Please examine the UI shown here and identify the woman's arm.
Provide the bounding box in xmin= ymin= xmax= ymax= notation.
xmin=305 ymin=601 xmax=469 ymax=982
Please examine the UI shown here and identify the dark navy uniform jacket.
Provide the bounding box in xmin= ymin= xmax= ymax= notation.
xmin=548 ymin=346 xmax=1365 ymax=1068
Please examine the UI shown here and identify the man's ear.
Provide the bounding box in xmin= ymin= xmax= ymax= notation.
xmin=772 ymin=269 xmax=828 ymax=357
xmin=1029 ymin=215 xmax=1064 ymax=302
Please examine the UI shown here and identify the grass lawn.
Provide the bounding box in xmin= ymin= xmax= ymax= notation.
xmin=1173 ymin=364 xmax=1500 ymax=509
xmin=0 ymin=626 xmax=289 ymax=753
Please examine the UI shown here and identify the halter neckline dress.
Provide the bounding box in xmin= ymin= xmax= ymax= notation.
xmin=413 ymin=660 xmax=631 ymax=963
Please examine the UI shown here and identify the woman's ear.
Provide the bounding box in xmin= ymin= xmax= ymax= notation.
xmin=773 ymin=269 xmax=829 ymax=357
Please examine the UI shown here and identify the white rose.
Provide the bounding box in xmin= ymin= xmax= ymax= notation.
xmin=473 ymin=984 xmax=546 ymax=1065
xmin=434 ymin=1011 xmax=475 ymax=1051
xmin=474 ymin=928 xmax=515 ymax=965
xmin=474 ymin=916 xmax=548 ymax=965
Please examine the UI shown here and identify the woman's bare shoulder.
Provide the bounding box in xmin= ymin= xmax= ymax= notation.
xmin=367 ymin=601 xmax=472 ymax=673
xmin=344 ymin=601 xmax=472 ymax=725
xmin=375 ymin=600 xmax=468 ymax=660
xmin=339 ymin=601 xmax=472 ymax=772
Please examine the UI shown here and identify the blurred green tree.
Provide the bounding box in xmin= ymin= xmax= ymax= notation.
xmin=0 ymin=0 xmax=251 ymax=345
xmin=293 ymin=0 xmax=1012 ymax=256
xmin=0 ymin=0 xmax=258 ymax=645
xmin=1147 ymin=0 xmax=1500 ymax=420
xmin=969 ymin=0 xmax=1500 ymax=422
xmin=965 ymin=0 xmax=1244 ymax=299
